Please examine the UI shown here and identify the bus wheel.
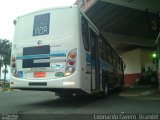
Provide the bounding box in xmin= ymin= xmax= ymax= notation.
xmin=98 ymin=84 xmax=108 ymax=98
xmin=104 ymin=84 xmax=108 ymax=95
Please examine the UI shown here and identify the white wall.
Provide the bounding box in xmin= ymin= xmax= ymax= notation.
xmin=121 ymin=48 xmax=156 ymax=74
xmin=121 ymin=49 xmax=141 ymax=74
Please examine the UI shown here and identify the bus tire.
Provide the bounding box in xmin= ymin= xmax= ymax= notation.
xmin=97 ymin=84 xmax=108 ymax=98
xmin=104 ymin=84 xmax=108 ymax=95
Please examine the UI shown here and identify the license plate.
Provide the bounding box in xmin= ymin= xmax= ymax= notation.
xmin=34 ymin=72 xmax=46 ymax=77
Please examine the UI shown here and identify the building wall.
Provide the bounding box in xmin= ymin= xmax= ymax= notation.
xmin=122 ymin=49 xmax=141 ymax=74
xmin=121 ymin=48 xmax=156 ymax=86
xmin=121 ymin=49 xmax=141 ymax=85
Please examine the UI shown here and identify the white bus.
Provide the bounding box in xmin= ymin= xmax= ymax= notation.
xmin=10 ymin=5 xmax=124 ymax=97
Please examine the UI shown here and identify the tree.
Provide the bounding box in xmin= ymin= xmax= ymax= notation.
xmin=0 ymin=59 xmax=3 ymax=80
xmin=0 ymin=39 xmax=11 ymax=90
xmin=3 ymin=54 xmax=11 ymax=81
xmin=0 ymin=40 xmax=5 ymax=80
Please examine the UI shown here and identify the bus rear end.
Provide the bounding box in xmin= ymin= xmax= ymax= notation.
xmin=10 ymin=6 xmax=82 ymax=94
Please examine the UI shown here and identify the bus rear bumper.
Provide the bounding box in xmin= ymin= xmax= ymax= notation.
xmin=10 ymin=74 xmax=81 ymax=90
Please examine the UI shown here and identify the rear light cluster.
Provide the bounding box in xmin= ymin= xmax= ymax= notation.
xmin=11 ymin=56 xmax=17 ymax=77
xmin=65 ymin=49 xmax=77 ymax=76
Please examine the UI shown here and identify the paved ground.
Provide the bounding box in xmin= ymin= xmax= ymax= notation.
xmin=0 ymin=90 xmax=160 ymax=114
xmin=0 ymin=90 xmax=159 ymax=120
xmin=119 ymin=87 xmax=159 ymax=97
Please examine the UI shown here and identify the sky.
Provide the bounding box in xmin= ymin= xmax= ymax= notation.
xmin=0 ymin=0 xmax=77 ymax=80
xmin=0 ymin=0 xmax=77 ymax=41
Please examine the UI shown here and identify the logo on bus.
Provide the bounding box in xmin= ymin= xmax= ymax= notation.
xmin=50 ymin=50 xmax=68 ymax=54
xmin=51 ymin=64 xmax=65 ymax=69
xmin=17 ymin=71 xmax=23 ymax=78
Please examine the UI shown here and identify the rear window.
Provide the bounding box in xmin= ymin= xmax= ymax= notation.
xmin=23 ymin=45 xmax=50 ymax=68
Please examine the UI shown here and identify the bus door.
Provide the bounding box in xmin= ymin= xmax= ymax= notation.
xmin=90 ymin=29 xmax=100 ymax=91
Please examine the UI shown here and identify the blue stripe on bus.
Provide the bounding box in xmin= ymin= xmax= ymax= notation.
xmin=86 ymin=53 xmax=91 ymax=63
xmin=86 ymin=53 xmax=114 ymax=72
xmin=16 ymin=53 xmax=66 ymax=60
xmin=86 ymin=53 xmax=96 ymax=66
xmin=100 ymin=60 xmax=114 ymax=72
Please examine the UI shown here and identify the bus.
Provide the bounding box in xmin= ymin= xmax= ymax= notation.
xmin=155 ymin=32 xmax=160 ymax=89
xmin=10 ymin=5 xmax=124 ymax=97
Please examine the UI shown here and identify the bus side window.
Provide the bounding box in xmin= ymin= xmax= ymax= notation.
xmin=100 ymin=40 xmax=105 ymax=60
xmin=99 ymin=36 xmax=108 ymax=61
xmin=100 ymin=39 xmax=107 ymax=61
xmin=81 ymin=16 xmax=90 ymax=51
xmin=99 ymin=39 xmax=104 ymax=60
xmin=108 ymin=47 xmax=112 ymax=64
xmin=113 ymin=53 xmax=116 ymax=67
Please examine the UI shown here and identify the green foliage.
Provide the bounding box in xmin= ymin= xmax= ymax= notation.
xmin=0 ymin=39 xmax=12 ymax=80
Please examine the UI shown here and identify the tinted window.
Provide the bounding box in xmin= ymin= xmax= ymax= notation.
xmin=23 ymin=45 xmax=50 ymax=68
xmin=100 ymin=39 xmax=107 ymax=61
xmin=81 ymin=17 xmax=90 ymax=51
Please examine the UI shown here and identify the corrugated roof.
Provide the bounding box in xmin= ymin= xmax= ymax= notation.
xmin=85 ymin=1 xmax=160 ymax=52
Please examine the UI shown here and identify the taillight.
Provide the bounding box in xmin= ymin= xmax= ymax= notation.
xmin=65 ymin=49 xmax=77 ymax=76
xmin=68 ymin=60 xmax=75 ymax=65
xmin=12 ymin=63 xmax=16 ymax=68
xmin=11 ymin=56 xmax=17 ymax=77
xmin=69 ymin=53 xmax=76 ymax=59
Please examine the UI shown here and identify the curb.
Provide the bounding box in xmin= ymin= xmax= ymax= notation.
xmin=119 ymin=93 xmax=140 ymax=97
xmin=119 ymin=89 xmax=158 ymax=97
xmin=140 ymin=89 xmax=158 ymax=96
xmin=142 ymin=97 xmax=160 ymax=101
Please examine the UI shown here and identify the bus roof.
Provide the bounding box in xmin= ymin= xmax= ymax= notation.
xmin=15 ymin=5 xmax=78 ymax=20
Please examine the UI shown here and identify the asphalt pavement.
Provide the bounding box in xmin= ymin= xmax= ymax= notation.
xmin=0 ymin=90 xmax=159 ymax=120
xmin=0 ymin=90 xmax=160 ymax=113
